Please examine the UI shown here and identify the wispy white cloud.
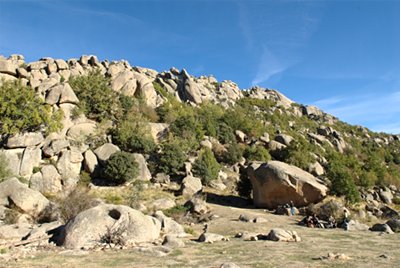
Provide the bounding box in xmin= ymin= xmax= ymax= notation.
xmin=237 ymin=1 xmax=323 ymax=86
xmin=251 ymin=46 xmax=287 ymax=86
xmin=312 ymin=90 xmax=400 ymax=134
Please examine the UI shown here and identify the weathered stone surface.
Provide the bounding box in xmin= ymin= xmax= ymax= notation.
xmin=94 ymin=143 xmax=120 ymax=163
xmin=133 ymin=72 xmax=158 ymax=108
xmin=30 ymin=165 xmax=62 ymax=194
xmin=0 ymin=178 xmax=49 ymax=216
xmin=198 ymin=232 xmax=228 ymax=243
xmin=266 ymin=228 xmax=301 ymax=242
xmin=247 ymin=161 xmax=327 ymax=209
xmin=379 ymin=190 xmax=393 ymax=204
xmin=55 ymin=59 xmax=69 ymax=70
xmin=24 ymin=221 xmax=63 ymax=240
xmin=19 ymin=147 xmax=41 ymax=177
xmin=184 ymin=79 xmax=202 ymax=104
xmin=347 ymin=220 xmax=369 ymax=231
xmin=0 ymin=73 xmax=17 ymax=85
xmin=56 ymin=149 xmax=83 ymax=181
xmin=274 ymin=134 xmax=294 ymax=146
xmin=42 ymin=139 xmax=70 ymax=157
xmin=6 ymin=133 xmax=44 ymax=149
xmin=148 ymin=123 xmax=169 ymax=143
xmin=220 ymin=262 xmax=241 ymax=268
xmin=67 ymin=122 xmax=97 ymax=140
xmin=133 ymin=153 xmax=151 ymax=181
xmin=308 ymin=162 xmax=325 ymax=176
xmin=62 ymin=204 xmax=160 ymax=249
xmin=0 ymin=149 xmax=24 ymax=176
xmin=151 ymin=198 xmax=176 ymax=210
xmin=17 ymin=67 xmax=29 ymax=78
xmin=0 ymin=223 xmax=32 ymax=240
xmin=153 ymin=211 xmax=185 ymax=235
xmin=180 ymin=175 xmax=202 ymax=196
xmin=0 ymin=59 xmax=17 ymax=75
xmin=185 ymin=197 xmax=209 ymax=215
xmin=83 ymin=149 xmax=98 ymax=174
xmin=111 ymin=70 xmax=135 ymax=92
xmin=59 ymin=83 xmax=79 ymax=104
xmin=303 ymin=105 xmax=323 ymax=118
xmin=162 ymin=235 xmax=185 ymax=248
xmin=268 ymin=140 xmax=287 ymax=151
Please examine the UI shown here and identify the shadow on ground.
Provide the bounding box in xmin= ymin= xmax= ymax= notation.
xmin=206 ymin=192 xmax=253 ymax=208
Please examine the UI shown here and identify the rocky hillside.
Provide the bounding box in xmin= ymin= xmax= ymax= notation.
xmin=0 ymin=54 xmax=399 ymax=221
xmin=0 ymin=54 xmax=399 ymax=264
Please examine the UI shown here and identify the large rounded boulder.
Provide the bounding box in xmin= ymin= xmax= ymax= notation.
xmin=247 ymin=161 xmax=327 ymax=209
xmin=62 ymin=204 xmax=161 ymax=249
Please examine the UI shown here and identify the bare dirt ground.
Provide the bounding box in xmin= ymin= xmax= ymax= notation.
xmin=2 ymin=201 xmax=399 ymax=268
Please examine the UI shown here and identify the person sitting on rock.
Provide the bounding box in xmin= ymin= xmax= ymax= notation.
xmin=306 ymin=215 xmax=315 ymax=228
xmin=326 ymin=216 xmax=337 ymax=228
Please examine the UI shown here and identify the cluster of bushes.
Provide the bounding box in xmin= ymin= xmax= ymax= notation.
xmin=0 ymin=80 xmax=63 ymax=136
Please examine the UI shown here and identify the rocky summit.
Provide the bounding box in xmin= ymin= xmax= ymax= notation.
xmin=0 ymin=54 xmax=399 ymax=267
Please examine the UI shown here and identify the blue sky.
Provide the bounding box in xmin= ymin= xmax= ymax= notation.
xmin=1 ymin=0 xmax=399 ymax=133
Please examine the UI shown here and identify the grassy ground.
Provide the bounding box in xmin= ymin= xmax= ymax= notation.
xmin=2 ymin=203 xmax=399 ymax=268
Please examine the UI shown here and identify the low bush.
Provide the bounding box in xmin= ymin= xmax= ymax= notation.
xmin=223 ymin=142 xmax=243 ymax=165
xmin=326 ymin=152 xmax=360 ymax=203
xmin=69 ymin=70 xmax=120 ymax=121
xmin=244 ymin=144 xmax=271 ymax=162
xmin=103 ymin=151 xmax=139 ymax=184
xmin=193 ymin=148 xmax=220 ymax=185
xmin=159 ymin=140 xmax=187 ymax=175
xmin=237 ymin=167 xmax=252 ymax=199
xmin=112 ymin=116 xmax=156 ymax=154
xmin=0 ymin=80 xmax=62 ymax=136
xmin=56 ymin=187 xmax=98 ymax=223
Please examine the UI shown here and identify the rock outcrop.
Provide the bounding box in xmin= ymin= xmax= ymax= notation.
xmin=247 ymin=161 xmax=327 ymax=209
xmin=0 ymin=178 xmax=50 ymax=216
xmin=62 ymin=204 xmax=161 ymax=249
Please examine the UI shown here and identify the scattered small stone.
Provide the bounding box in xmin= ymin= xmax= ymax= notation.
xmin=238 ymin=214 xmax=251 ymax=222
xmin=220 ymin=262 xmax=241 ymax=268
xmin=314 ymin=252 xmax=350 ymax=261
xmin=198 ymin=233 xmax=229 ymax=243
xmin=253 ymin=217 xmax=268 ymax=223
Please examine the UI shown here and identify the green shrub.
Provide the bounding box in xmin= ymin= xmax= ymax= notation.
xmin=193 ymin=148 xmax=220 ymax=185
xmin=0 ymin=80 xmax=62 ymax=135
xmin=276 ymin=138 xmax=317 ymax=170
xmin=237 ymin=167 xmax=252 ymax=199
xmin=197 ymin=103 xmax=224 ymax=138
xmin=104 ymin=151 xmax=139 ymax=184
xmin=0 ymin=154 xmax=11 ymax=182
xmin=223 ymin=142 xmax=244 ymax=165
xmin=112 ymin=118 xmax=156 ymax=154
xmin=69 ymin=70 xmax=120 ymax=121
xmin=216 ymin=122 xmax=236 ymax=144
xmin=163 ymin=204 xmax=190 ymax=219
xmin=159 ymin=140 xmax=187 ymax=175
xmin=326 ymin=152 xmax=360 ymax=203
xmin=244 ymin=145 xmax=271 ymax=162
xmin=170 ymin=114 xmax=204 ymax=150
